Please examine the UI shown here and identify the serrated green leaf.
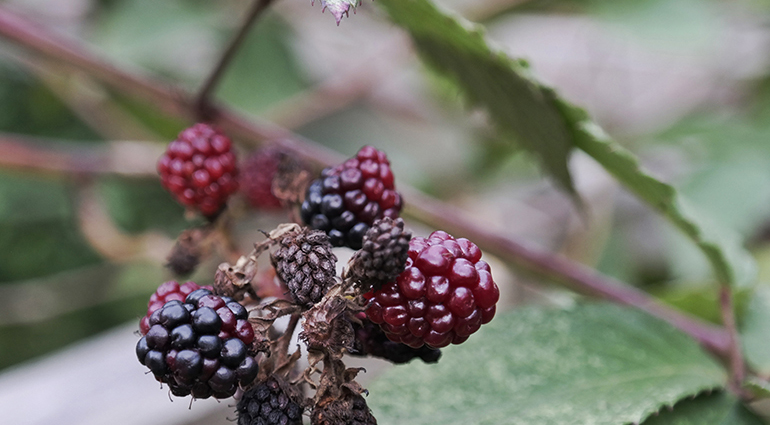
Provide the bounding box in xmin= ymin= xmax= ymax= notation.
xmin=369 ymin=304 xmax=725 ymax=425
xmin=378 ymin=0 xmax=576 ymax=194
xmin=318 ymin=0 xmax=361 ymax=24
xmin=641 ymin=392 xmax=764 ymax=425
xmin=557 ymin=104 xmax=757 ymax=288
xmin=741 ymin=285 xmax=770 ymax=374
xmin=744 ymin=377 xmax=770 ymax=400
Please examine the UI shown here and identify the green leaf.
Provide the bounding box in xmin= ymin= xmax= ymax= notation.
xmin=378 ymin=0 xmax=576 ymax=194
xmin=743 ymin=377 xmax=770 ymax=400
xmin=380 ymin=0 xmax=756 ymax=289
xmin=641 ymin=392 xmax=764 ymax=425
xmin=318 ymin=0 xmax=361 ymax=25
xmin=741 ymin=285 xmax=770 ymax=374
xmin=369 ymin=303 xmax=725 ymax=425
xmin=558 ymin=104 xmax=756 ymax=288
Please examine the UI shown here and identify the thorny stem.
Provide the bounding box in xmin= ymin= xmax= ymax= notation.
xmin=720 ymin=285 xmax=747 ymax=393
xmin=195 ymin=0 xmax=275 ymax=120
xmin=0 ymin=6 xmax=734 ymax=361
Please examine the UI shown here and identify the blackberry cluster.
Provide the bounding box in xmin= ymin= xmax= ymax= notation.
xmin=158 ymin=123 xmax=239 ymax=218
xmin=351 ymin=315 xmax=440 ymax=364
xmin=136 ymin=289 xmax=257 ymax=399
xmin=366 ymin=231 xmax=499 ymax=349
xmin=237 ymin=376 xmax=304 ymax=425
xmin=312 ymin=391 xmax=377 ymax=425
xmin=349 ymin=218 xmax=411 ymax=292
xmin=271 ymin=228 xmax=338 ymax=308
xmin=140 ymin=280 xmax=212 ymax=335
xmin=301 ymin=146 xmax=402 ymax=249
xmin=240 ymin=147 xmax=285 ymax=210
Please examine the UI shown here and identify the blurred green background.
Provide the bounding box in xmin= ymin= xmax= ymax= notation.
xmin=1 ymin=0 xmax=770 ymax=391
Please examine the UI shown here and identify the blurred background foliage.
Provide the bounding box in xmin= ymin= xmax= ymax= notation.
xmin=0 ymin=0 xmax=769 ymax=381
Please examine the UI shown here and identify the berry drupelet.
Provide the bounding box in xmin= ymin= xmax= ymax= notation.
xmin=366 ymin=231 xmax=499 ymax=349
xmin=157 ymin=123 xmax=239 ymax=218
xmin=140 ymin=280 xmax=212 ymax=335
xmin=136 ymin=289 xmax=257 ymax=399
xmin=301 ymin=146 xmax=403 ymax=250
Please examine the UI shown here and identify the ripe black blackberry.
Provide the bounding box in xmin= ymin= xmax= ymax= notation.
xmin=136 ymin=289 xmax=258 ymax=399
xmin=157 ymin=123 xmax=239 ymax=218
xmin=366 ymin=231 xmax=499 ymax=349
xmin=312 ymin=391 xmax=377 ymax=425
xmin=237 ymin=376 xmax=304 ymax=425
xmin=271 ymin=228 xmax=338 ymax=308
xmin=348 ymin=218 xmax=411 ymax=292
xmin=350 ymin=315 xmax=440 ymax=364
xmin=300 ymin=146 xmax=402 ymax=249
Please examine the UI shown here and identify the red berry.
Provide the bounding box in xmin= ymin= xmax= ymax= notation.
xmin=158 ymin=123 xmax=239 ymax=218
xmin=366 ymin=231 xmax=499 ymax=348
xmin=240 ymin=147 xmax=285 ymax=210
xmin=301 ymin=146 xmax=403 ymax=249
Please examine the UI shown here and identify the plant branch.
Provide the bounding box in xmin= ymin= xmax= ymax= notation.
xmin=195 ymin=0 xmax=275 ymax=120
xmin=0 ymin=133 xmax=159 ymax=177
xmin=0 ymin=5 xmax=733 ymax=359
xmin=720 ymin=285 xmax=746 ymax=394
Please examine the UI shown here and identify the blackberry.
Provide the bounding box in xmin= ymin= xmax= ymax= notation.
xmin=240 ymin=147 xmax=285 ymax=210
xmin=312 ymin=391 xmax=376 ymax=425
xmin=157 ymin=123 xmax=239 ymax=218
xmin=348 ymin=218 xmax=411 ymax=292
xmin=271 ymin=228 xmax=337 ymax=308
xmin=366 ymin=231 xmax=499 ymax=349
xmin=351 ymin=315 xmax=440 ymax=364
xmin=237 ymin=376 xmax=304 ymax=425
xmin=136 ymin=290 xmax=258 ymax=399
xmin=300 ymin=146 xmax=402 ymax=249
xmin=140 ymin=281 xmax=212 ymax=335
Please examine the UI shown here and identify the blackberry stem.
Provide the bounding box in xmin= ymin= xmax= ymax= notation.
xmin=194 ymin=0 xmax=276 ymax=121
xmin=720 ymin=285 xmax=747 ymax=396
xmin=0 ymin=5 xmax=734 ymax=362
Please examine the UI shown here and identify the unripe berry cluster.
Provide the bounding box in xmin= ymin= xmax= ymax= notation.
xmin=158 ymin=123 xmax=238 ymax=217
xmin=301 ymin=146 xmax=403 ymax=249
xmin=366 ymin=231 xmax=499 ymax=348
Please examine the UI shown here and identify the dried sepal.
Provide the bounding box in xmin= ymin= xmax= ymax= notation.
xmin=166 ymin=226 xmax=213 ymax=276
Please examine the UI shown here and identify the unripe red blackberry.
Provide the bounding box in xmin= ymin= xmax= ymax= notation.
xmin=366 ymin=231 xmax=499 ymax=349
xmin=350 ymin=314 xmax=440 ymax=364
xmin=157 ymin=123 xmax=239 ymax=218
xmin=237 ymin=376 xmax=304 ymax=425
xmin=312 ymin=391 xmax=376 ymax=425
xmin=136 ymin=290 xmax=258 ymax=399
xmin=240 ymin=147 xmax=284 ymax=210
xmin=301 ymin=146 xmax=402 ymax=249
xmin=348 ymin=218 xmax=411 ymax=292
xmin=140 ymin=281 xmax=212 ymax=335
xmin=271 ymin=228 xmax=338 ymax=308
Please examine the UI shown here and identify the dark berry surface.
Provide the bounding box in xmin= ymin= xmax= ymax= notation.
xmin=366 ymin=231 xmax=499 ymax=349
xmin=157 ymin=123 xmax=239 ymax=217
xmin=240 ymin=147 xmax=284 ymax=210
xmin=237 ymin=376 xmax=303 ymax=425
xmin=136 ymin=290 xmax=257 ymax=399
xmin=140 ymin=281 xmax=212 ymax=335
xmin=301 ymin=146 xmax=402 ymax=249
xmin=351 ymin=314 xmax=440 ymax=364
